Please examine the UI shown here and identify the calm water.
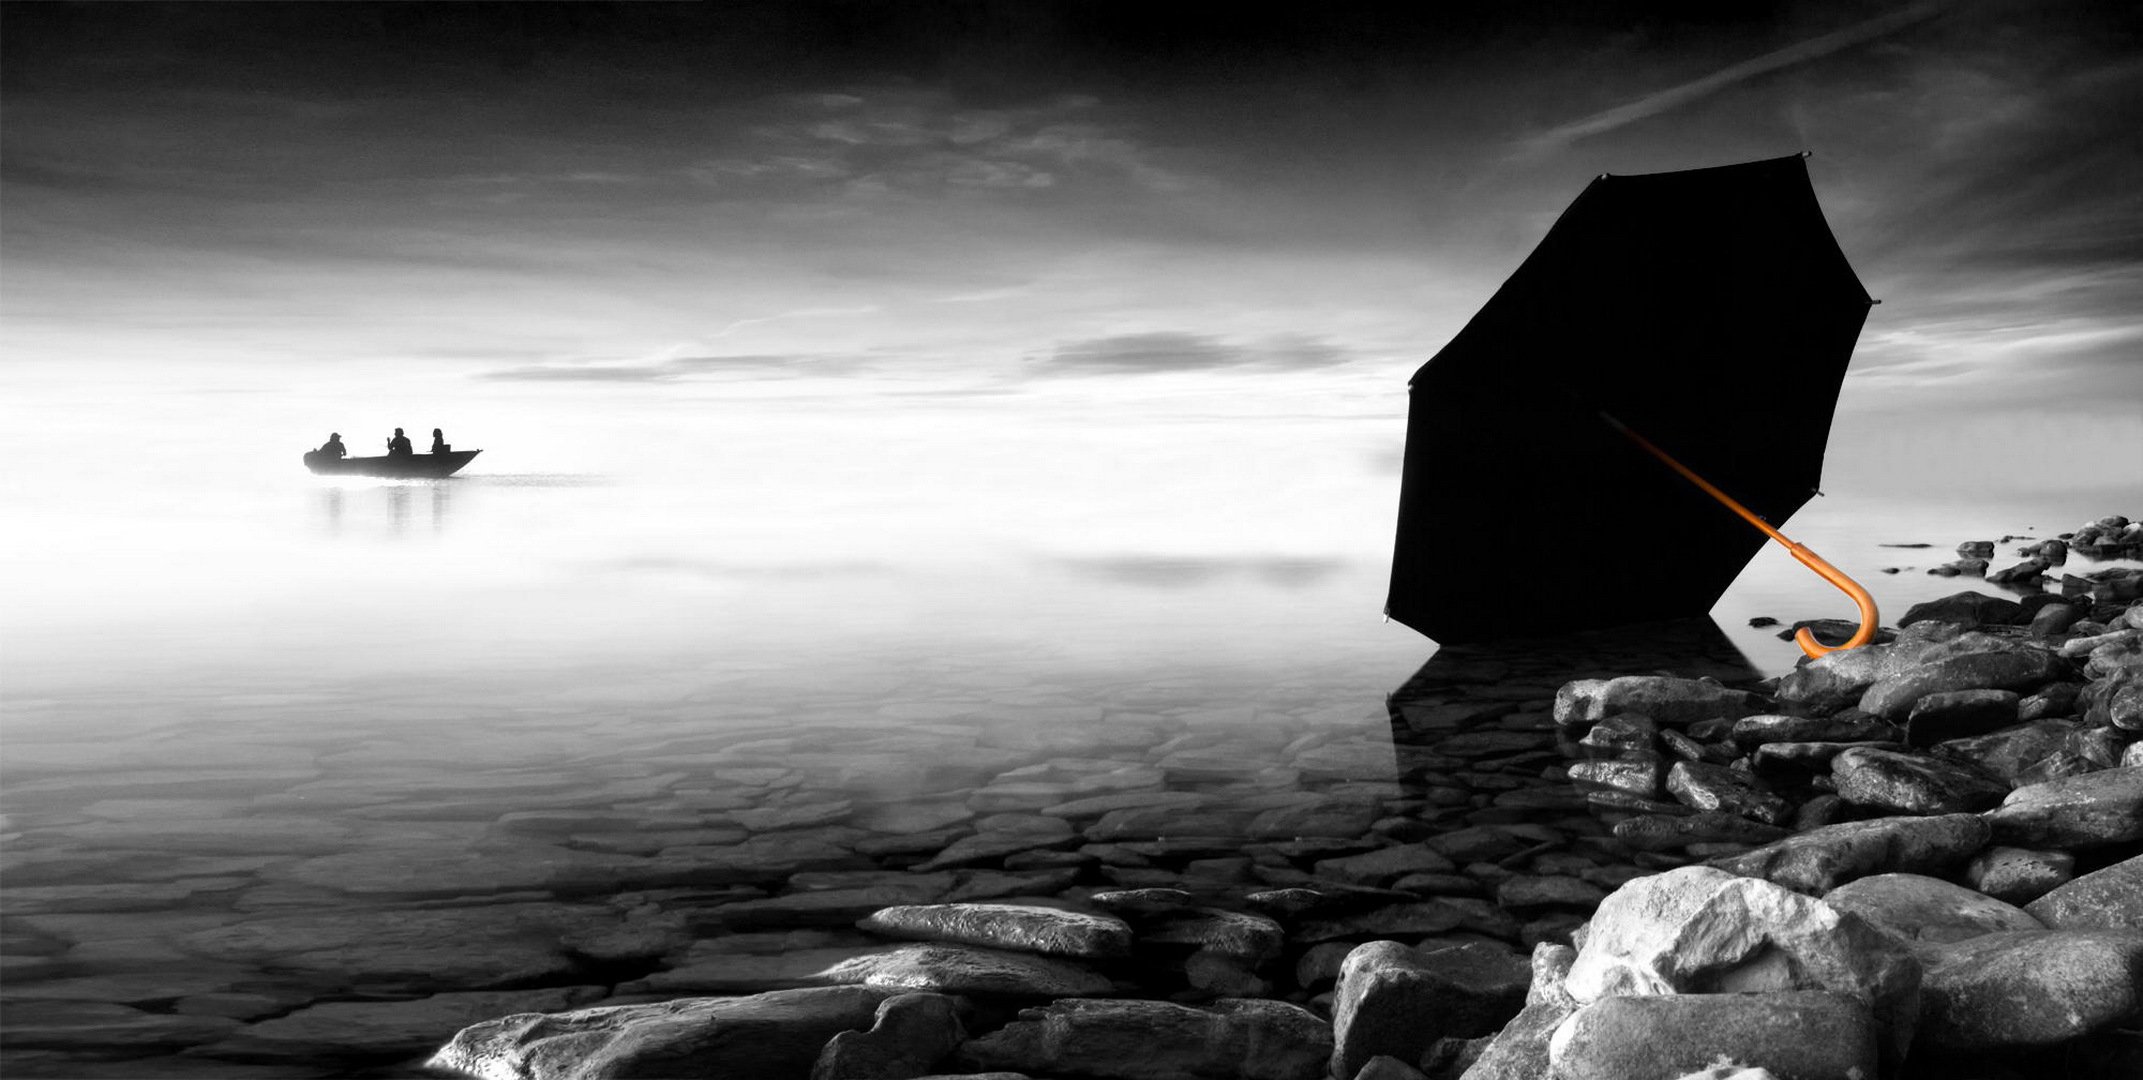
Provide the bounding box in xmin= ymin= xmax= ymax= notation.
xmin=2 ymin=375 xmax=2138 ymax=1075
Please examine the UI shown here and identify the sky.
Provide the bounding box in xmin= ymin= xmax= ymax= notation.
xmin=2 ymin=1 xmax=2139 ymax=520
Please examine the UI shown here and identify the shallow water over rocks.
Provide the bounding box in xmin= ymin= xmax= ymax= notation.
xmin=1 ymin=622 xmax=1764 ymax=1077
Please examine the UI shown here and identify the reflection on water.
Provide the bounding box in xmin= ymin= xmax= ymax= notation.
xmin=313 ymin=479 xmax=457 ymax=540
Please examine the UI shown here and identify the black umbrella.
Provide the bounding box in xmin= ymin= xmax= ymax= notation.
xmin=1387 ymin=154 xmax=1879 ymax=652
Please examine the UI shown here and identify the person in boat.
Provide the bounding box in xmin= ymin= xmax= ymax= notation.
xmin=319 ymin=433 xmax=347 ymax=459
xmin=431 ymin=428 xmax=450 ymax=454
xmin=386 ymin=428 xmax=414 ymax=457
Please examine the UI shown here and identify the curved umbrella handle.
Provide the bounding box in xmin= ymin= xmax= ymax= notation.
xmin=1781 ymin=540 xmax=1881 ymax=658
xmin=1602 ymin=414 xmax=1881 ymax=659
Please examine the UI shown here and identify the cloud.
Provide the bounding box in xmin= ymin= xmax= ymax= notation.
xmin=1514 ymin=0 xmax=1954 ymax=158
xmin=480 ymin=354 xmax=833 ymax=383
xmin=1051 ymin=555 xmax=1350 ymax=589
xmin=1035 ymin=331 xmax=1352 ymax=375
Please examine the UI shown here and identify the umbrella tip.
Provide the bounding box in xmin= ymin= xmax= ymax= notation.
xmin=1800 ymin=150 xmax=1813 ymax=158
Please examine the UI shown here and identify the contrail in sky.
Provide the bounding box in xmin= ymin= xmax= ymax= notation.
xmin=1514 ymin=0 xmax=1954 ymax=158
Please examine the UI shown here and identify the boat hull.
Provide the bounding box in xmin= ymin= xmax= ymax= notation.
xmin=304 ymin=449 xmax=481 ymax=478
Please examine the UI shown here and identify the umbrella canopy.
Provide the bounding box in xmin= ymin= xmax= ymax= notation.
xmin=1388 ymin=154 xmax=1873 ymax=644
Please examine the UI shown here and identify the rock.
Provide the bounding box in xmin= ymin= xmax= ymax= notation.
xmin=1577 ymin=714 xmax=1658 ymax=756
xmin=1611 ymin=812 xmax=1788 ymax=853
xmin=1914 ymin=930 xmax=2143 ymax=1051
xmin=1454 ymin=942 xmax=1577 ymax=1080
xmin=1249 ymin=801 xmax=1382 ymax=840
xmin=427 ymin=985 xmax=900 ymax=1080
xmin=1708 ymin=813 xmax=1990 ymax=894
xmin=915 ymin=831 xmax=1080 ymax=871
xmin=2024 ymin=854 xmax=2143 ymax=930
xmin=1183 ymin=949 xmax=1269 ymax=996
xmin=1547 ymin=991 xmax=1878 ymax=1080
xmin=953 ymin=998 xmax=1332 ymax=1080
xmin=1663 ymin=761 xmax=1789 ymax=824
xmin=1963 ymin=846 xmax=2075 ymax=906
xmin=1564 ymin=867 xmax=1921 ymax=1063
xmin=1931 ymin=720 xmax=2077 ymax=784
xmin=1831 ymin=747 xmax=2009 ymax=814
xmin=1859 ymin=649 xmax=2070 ymax=722
xmin=1554 ymin=677 xmax=1762 ymax=729
xmin=176 ymin=903 xmax=624 ymax=994
xmin=1981 ymin=766 xmax=2143 ymax=847
xmin=1494 ymin=875 xmax=1606 ymax=910
xmin=857 ymin=904 xmax=1131 ymax=959
xmin=1566 ymin=755 xmax=1665 ymax=800
xmin=627 ymin=944 xmax=909 ymax=995
xmin=2017 ymin=681 xmax=2085 ymax=722
xmin=1328 ymin=940 xmax=1529 ymax=1079
xmin=1352 ymin=1055 xmax=1430 ymax=1080
xmin=1423 ymin=826 xmax=1535 ymax=863
xmin=1904 ymin=689 xmax=2020 ymax=746
xmin=821 ymin=943 xmax=1114 ymax=997
xmin=1730 ymin=712 xmax=1893 ymax=749
xmin=1749 ymin=740 xmax=1899 ymax=779
xmin=1819 ymin=873 xmax=2042 ymax=946
xmin=1313 ymin=845 xmax=1458 ymax=886
xmin=1297 ymin=901 xmax=1468 ymax=943
xmin=811 ymin=992 xmax=966 ymax=1080
xmin=1900 ymin=591 xmax=2025 ymax=629
xmin=207 ymin=986 xmax=607 ymax=1060
xmin=1136 ymin=909 xmax=1285 ymax=965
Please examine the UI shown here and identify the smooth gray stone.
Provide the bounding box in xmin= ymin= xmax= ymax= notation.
xmin=1904 ymin=689 xmax=2020 ymax=746
xmin=1860 ymin=648 xmax=2070 ymax=722
xmin=428 ymin=985 xmax=900 ymax=1080
xmin=1708 ymin=812 xmax=1991 ymax=894
xmin=914 ymin=831 xmax=1081 ymax=871
xmin=1982 ymin=766 xmax=2143 ymax=848
xmin=178 ymin=904 xmax=631 ymax=993
xmin=1330 ymin=940 xmax=1527 ymax=1079
xmin=2025 ymin=854 xmax=2143 ymax=930
xmin=1820 ymin=872 xmax=2042 ymax=946
xmin=1566 ymin=754 xmax=1664 ymax=800
xmin=1932 ymin=719 xmax=2078 ymax=784
xmin=1313 ymin=845 xmax=1457 ymax=886
xmin=858 ymin=904 xmax=1131 ymax=958
xmin=954 ymin=998 xmax=1331 ymax=1080
xmin=823 ymin=943 xmax=1115 ymax=997
xmin=1296 ymin=901 xmax=1468 ymax=943
xmin=1664 ymin=760 xmax=1789 ymax=824
xmin=1553 ymin=677 xmax=1761 ymax=728
xmin=1136 ymin=909 xmax=1285 ymax=965
xmin=811 ymin=992 xmax=966 ymax=1080
xmin=1611 ymin=811 xmax=1787 ymax=852
xmin=1455 ymin=943 xmax=1576 ymax=1080
xmin=1964 ymin=846 xmax=2075 ymax=906
xmin=1831 ymin=747 xmax=2009 ymax=815
xmin=1731 ymin=711 xmax=1894 ymax=748
xmin=1915 ymin=929 xmax=2143 ymax=1050
xmin=625 ymin=945 xmax=907 ymax=994
xmin=1547 ymin=991 xmax=1877 ymax=1080
xmin=709 ymin=884 xmax=959 ymax=929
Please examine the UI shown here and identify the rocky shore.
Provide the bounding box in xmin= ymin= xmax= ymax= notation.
xmin=422 ymin=517 xmax=2143 ymax=1080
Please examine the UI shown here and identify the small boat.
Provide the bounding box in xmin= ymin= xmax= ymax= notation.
xmin=304 ymin=449 xmax=482 ymax=478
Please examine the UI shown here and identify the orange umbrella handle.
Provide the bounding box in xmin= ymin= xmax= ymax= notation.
xmin=1603 ymin=415 xmax=1879 ymax=658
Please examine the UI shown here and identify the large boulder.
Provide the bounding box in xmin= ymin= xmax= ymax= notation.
xmin=951 ymin=998 xmax=1331 ymax=1080
xmin=1914 ymin=930 xmax=2143 ymax=1051
xmin=857 ymin=904 xmax=1132 ymax=959
xmin=427 ymin=985 xmax=900 ymax=1080
xmin=1329 ymin=940 xmax=1527 ymax=1079
xmin=1859 ymin=649 xmax=2070 ymax=723
xmin=2024 ymin=854 xmax=2143 ymax=931
xmin=1546 ymin=991 xmax=1878 ymax=1080
xmin=1707 ymin=813 xmax=1990 ymax=895
xmin=1818 ymin=873 xmax=2042 ymax=946
xmin=1981 ymin=767 xmax=2143 ymax=848
xmin=1564 ymin=867 xmax=1921 ymax=1064
xmin=1553 ymin=677 xmax=1762 ymax=729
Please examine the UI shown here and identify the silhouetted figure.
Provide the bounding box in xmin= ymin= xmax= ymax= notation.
xmin=386 ymin=427 xmax=414 ymax=457
xmin=431 ymin=428 xmax=450 ymax=454
xmin=319 ymin=433 xmax=347 ymax=459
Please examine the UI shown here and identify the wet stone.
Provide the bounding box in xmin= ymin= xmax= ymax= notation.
xmin=1965 ymin=846 xmax=2075 ymax=906
xmin=1566 ymin=754 xmax=1664 ymax=799
xmin=825 ymin=942 xmax=1116 ymax=997
xmin=1576 ymin=713 xmax=1657 ymax=757
xmin=1313 ymin=845 xmax=1456 ymax=886
xmin=859 ymin=903 xmax=1131 ymax=959
xmin=1296 ymin=901 xmax=1468 ymax=943
xmin=1832 ymin=747 xmax=2009 ymax=815
xmin=1709 ymin=813 xmax=1992 ymax=895
xmin=199 ymin=985 xmax=606 ymax=1061
xmin=1664 ymin=761 xmax=1790 ymax=824
xmin=1820 ymin=872 xmax=2043 ymax=946
xmin=1905 ymin=689 xmax=2021 ymax=747
xmin=1982 ymin=767 xmax=2143 ymax=848
xmin=1494 ymin=874 xmax=1606 ymax=910
xmin=1137 ymin=909 xmax=1286 ymax=965
xmin=1731 ymin=712 xmax=1895 ymax=749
